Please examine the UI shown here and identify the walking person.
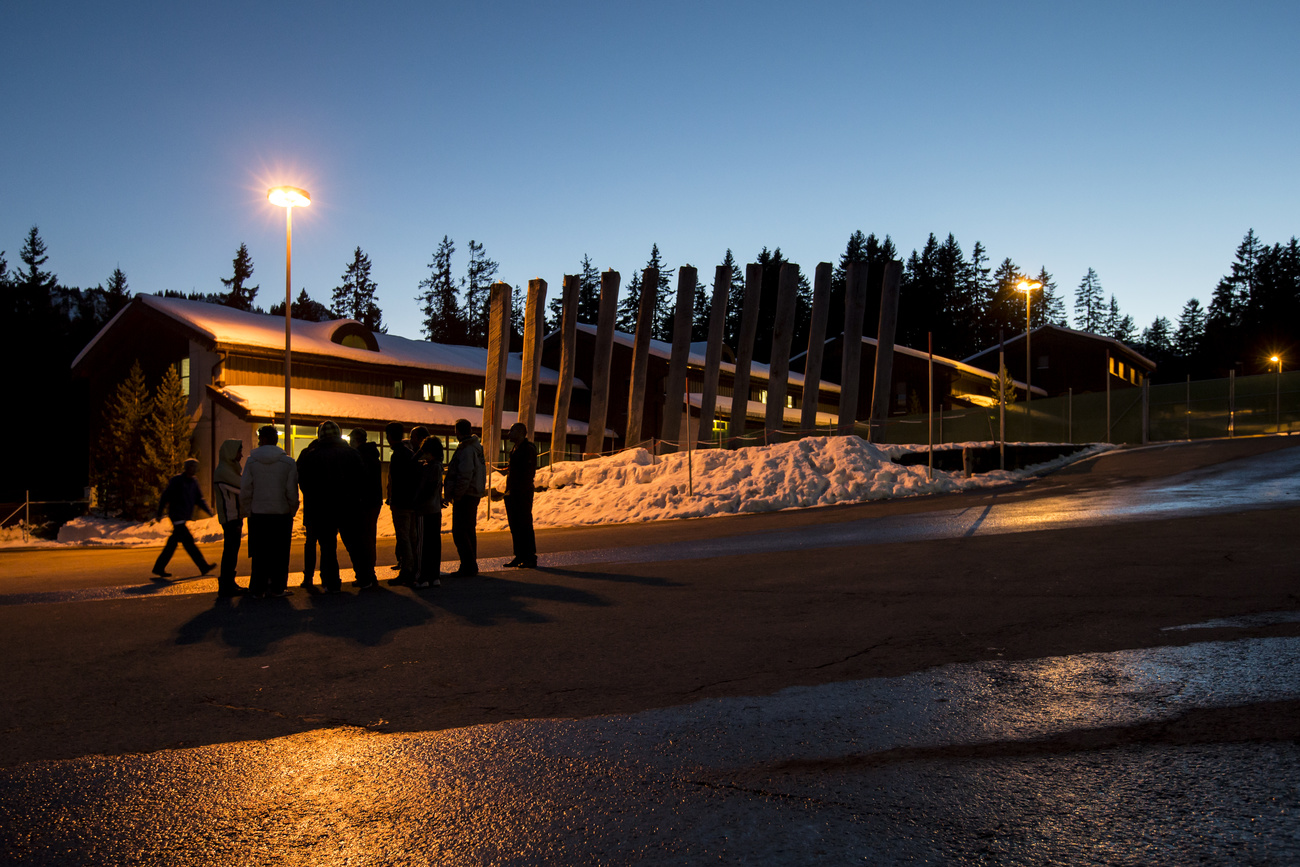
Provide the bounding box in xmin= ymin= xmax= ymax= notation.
xmin=298 ymin=436 xmax=322 ymax=587
xmin=385 ymin=422 xmax=420 ymax=586
xmin=213 ymin=440 xmax=247 ymax=597
xmin=240 ymin=424 xmax=299 ymax=598
xmin=503 ymin=423 xmax=538 ymax=568
xmin=297 ymin=420 xmax=374 ymax=593
xmin=350 ymin=428 xmax=383 ymax=577
xmin=413 ymin=435 xmax=444 ymax=588
xmin=152 ymin=458 xmax=215 ymax=579
xmin=443 ymin=418 xmax=485 ymax=577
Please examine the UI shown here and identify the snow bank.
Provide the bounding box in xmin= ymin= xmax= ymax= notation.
xmin=14 ymin=437 xmax=1107 ymax=549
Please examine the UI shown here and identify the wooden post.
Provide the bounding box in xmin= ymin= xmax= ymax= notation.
xmin=726 ymin=263 xmax=763 ymax=446
xmin=625 ymin=267 xmax=659 ymax=448
xmin=867 ymin=260 xmax=902 ymax=443
xmin=764 ymin=263 xmax=799 ymax=445
xmin=799 ymin=262 xmax=831 ymax=434
xmin=696 ymin=264 xmax=730 ymax=446
xmin=482 ymin=281 xmax=512 ymax=470
xmin=584 ymin=269 xmax=620 ymax=457
xmin=519 ymin=278 xmax=547 ymax=438
xmin=661 ymin=265 xmax=697 ymax=449
xmin=838 ymin=261 xmax=869 ymax=435
xmin=549 ymin=274 xmax=579 ymax=464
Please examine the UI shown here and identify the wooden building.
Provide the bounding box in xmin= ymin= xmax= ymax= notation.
xmin=962 ymin=325 xmax=1156 ymax=397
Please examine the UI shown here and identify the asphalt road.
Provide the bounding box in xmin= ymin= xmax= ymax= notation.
xmin=1 ymin=435 xmax=1298 ymax=864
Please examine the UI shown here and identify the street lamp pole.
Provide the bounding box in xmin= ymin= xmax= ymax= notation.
xmin=1273 ymin=355 xmax=1283 ymax=433
xmin=267 ymin=186 xmax=310 ymax=454
xmin=1016 ymin=279 xmax=1041 ymax=403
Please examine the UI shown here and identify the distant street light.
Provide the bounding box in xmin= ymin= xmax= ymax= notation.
xmin=267 ymin=185 xmax=310 ymax=454
xmin=1272 ymin=354 xmax=1283 ymax=433
xmin=1016 ymin=279 xmax=1042 ymax=403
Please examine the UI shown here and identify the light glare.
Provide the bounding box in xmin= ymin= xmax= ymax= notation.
xmin=268 ymin=186 xmax=311 ymax=208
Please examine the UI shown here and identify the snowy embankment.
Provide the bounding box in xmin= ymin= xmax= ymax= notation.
xmin=10 ymin=437 xmax=1109 ymax=548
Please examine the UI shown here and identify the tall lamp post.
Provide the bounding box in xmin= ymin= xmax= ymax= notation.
xmin=267 ymin=186 xmax=310 ymax=454
xmin=1016 ymin=279 xmax=1042 ymax=403
xmin=1272 ymin=354 xmax=1283 ymax=433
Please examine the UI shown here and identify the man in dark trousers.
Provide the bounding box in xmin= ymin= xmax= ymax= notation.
xmin=297 ymin=420 xmax=375 ymax=593
xmin=442 ymin=418 xmax=485 ymax=576
xmin=350 ymin=428 xmax=383 ymax=575
xmin=153 ymin=458 xmax=215 ymax=578
xmin=503 ymin=422 xmax=538 ymax=568
xmin=240 ymin=424 xmax=299 ymax=598
xmin=385 ymin=422 xmax=420 ymax=586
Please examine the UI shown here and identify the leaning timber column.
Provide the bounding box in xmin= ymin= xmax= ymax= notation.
xmin=625 ymin=267 xmax=659 ymax=448
xmin=661 ymin=264 xmax=698 ymax=449
xmin=764 ymin=262 xmax=800 ymax=445
xmin=799 ymin=262 xmax=832 ymax=433
xmin=726 ymin=263 xmax=763 ymax=446
xmin=549 ymin=274 xmax=580 ymax=463
xmin=482 ymin=281 xmax=512 ymax=467
xmin=584 ymin=269 xmax=620 ymax=457
xmin=838 ymin=260 xmax=869 ymax=435
xmin=696 ymin=264 xmax=730 ymax=446
xmin=867 ymin=260 xmax=904 ymax=443
xmin=518 ymin=277 xmax=547 ymax=438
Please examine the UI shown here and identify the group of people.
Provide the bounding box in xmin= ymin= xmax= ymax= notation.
xmin=151 ymin=417 xmax=539 ymax=598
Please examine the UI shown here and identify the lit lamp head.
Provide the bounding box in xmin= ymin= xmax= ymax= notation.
xmin=1016 ymin=280 xmax=1042 ymax=293
xmin=267 ymin=186 xmax=311 ymax=209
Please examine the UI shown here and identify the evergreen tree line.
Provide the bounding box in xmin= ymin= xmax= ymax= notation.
xmin=92 ymin=360 xmax=194 ymax=520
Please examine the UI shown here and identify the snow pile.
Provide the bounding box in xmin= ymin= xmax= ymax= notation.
xmin=10 ymin=437 xmax=1106 ymax=548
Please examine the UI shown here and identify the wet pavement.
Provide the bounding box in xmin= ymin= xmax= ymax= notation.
xmin=2 ymin=624 xmax=1296 ymax=865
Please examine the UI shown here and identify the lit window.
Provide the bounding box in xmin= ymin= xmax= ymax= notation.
xmin=475 ymin=388 xmax=484 ymax=407
xmin=422 ymin=383 xmax=444 ymax=402
xmin=712 ymin=419 xmax=727 ymax=432
xmin=786 ymin=394 xmax=794 ymax=409
xmin=179 ymin=357 xmax=190 ymax=396
xmin=758 ymin=389 xmax=768 ymax=404
xmin=394 ymin=380 xmax=404 ymax=398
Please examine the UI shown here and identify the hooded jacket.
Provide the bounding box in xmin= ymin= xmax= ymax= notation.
xmin=444 ymin=435 xmax=486 ymax=502
xmin=214 ymin=439 xmax=244 ymax=523
xmin=239 ymin=444 xmax=300 ymax=516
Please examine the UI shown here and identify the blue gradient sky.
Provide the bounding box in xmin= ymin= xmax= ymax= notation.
xmin=3 ymin=1 xmax=1297 ymax=341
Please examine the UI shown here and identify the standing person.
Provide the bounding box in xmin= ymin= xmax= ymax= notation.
xmin=153 ymin=458 xmax=215 ymax=579
xmin=412 ymin=435 xmax=444 ymax=588
xmin=442 ymin=418 xmax=485 ymax=577
xmin=410 ymin=425 xmax=429 ymax=456
xmin=350 ymin=428 xmax=383 ymax=577
xmin=297 ymin=420 xmax=374 ymax=592
xmin=240 ymin=424 xmax=299 ymax=598
xmin=385 ymin=422 xmax=420 ymax=586
xmin=503 ymin=423 xmax=538 ymax=568
xmin=213 ymin=440 xmax=247 ymax=597
xmin=298 ymin=436 xmax=322 ymax=587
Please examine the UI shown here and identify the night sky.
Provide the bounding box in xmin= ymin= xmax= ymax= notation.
xmin=4 ymin=1 xmax=1297 ymax=339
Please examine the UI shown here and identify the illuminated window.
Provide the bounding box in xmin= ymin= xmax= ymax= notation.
xmin=340 ymin=334 xmax=368 ymax=349
xmin=475 ymin=388 xmax=484 ymax=407
xmin=712 ymin=418 xmax=727 ymax=432
xmin=786 ymin=394 xmax=794 ymax=409
xmin=179 ymin=357 xmax=190 ymax=396
xmin=422 ymin=383 xmax=446 ymax=403
xmin=394 ymin=380 xmax=404 ymax=398
xmin=758 ymin=389 xmax=768 ymax=404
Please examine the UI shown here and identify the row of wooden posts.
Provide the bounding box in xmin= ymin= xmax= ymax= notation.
xmin=479 ymin=259 xmax=904 ymax=464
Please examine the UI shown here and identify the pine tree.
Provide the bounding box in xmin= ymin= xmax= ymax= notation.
xmin=418 ymin=235 xmax=464 ymax=343
xmin=95 ymin=360 xmax=152 ymax=518
xmin=462 ymin=240 xmax=499 ymax=346
xmin=1074 ymin=268 xmax=1104 ymax=332
xmin=219 ymin=243 xmax=259 ymax=311
xmin=1140 ymin=316 xmax=1175 ymax=362
xmin=616 ymin=269 xmax=643 ymax=333
xmin=981 ymin=258 xmax=1025 ymax=346
xmin=103 ymin=267 xmax=131 ymax=318
xmin=641 ymin=244 xmax=675 ymax=340
xmin=719 ymin=249 xmax=747 ymax=348
xmin=270 ymin=289 xmax=332 ymax=321
xmin=1175 ymin=298 xmax=1206 ymax=360
xmin=144 ymin=364 xmax=194 ymax=509
xmin=13 ymin=226 xmax=58 ymax=326
xmin=1036 ymin=267 xmax=1067 ymax=327
xmin=1102 ymin=295 xmax=1121 ymax=337
xmin=333 ymin=247 xmax=385 ymax=332
xmin=547 ymin=254 xmax=601 ymax=331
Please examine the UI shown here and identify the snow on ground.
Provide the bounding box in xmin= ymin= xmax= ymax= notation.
xmin=5 ymin=437 xmax=1111 ymax=549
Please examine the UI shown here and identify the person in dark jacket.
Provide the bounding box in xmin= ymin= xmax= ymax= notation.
xmin=153 ymin=458 xmax=215 ymax=578
xmin=412 ymin=435 xmax=444 ymax=588
xmin=297 ymin=420 xmax=375 ymax=592
xmin=213 ymin=439 xmax=247 ymax=597
xmin=385 ymin=422 xmax=420 ymax=585
xmin=503 ymin=423 xmax=538 ymax=568
xmin=297 ymin=436 xmax=322 ymax=587
xmin=442 ymin=418 xmax=485 ymax=576
xmin=350 ymin=428 xmax=383 ymax=572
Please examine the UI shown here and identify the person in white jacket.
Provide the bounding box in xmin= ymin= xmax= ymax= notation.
xmin=239 ymin=424 xmax=300 ymax=598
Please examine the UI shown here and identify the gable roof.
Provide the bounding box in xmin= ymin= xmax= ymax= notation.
xmin=962 ymin=323 xmax=1156 ymax=370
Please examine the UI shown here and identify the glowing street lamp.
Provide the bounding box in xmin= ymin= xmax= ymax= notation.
xmin=267 ymin=186 xmax=310 ymax=452
xmin=1016 ymin=279 xmax=1042 ymax=402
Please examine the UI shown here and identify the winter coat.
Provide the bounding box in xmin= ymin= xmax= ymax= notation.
xmin=444 ymin=435 xmax=486 ymax=502
xmin=355 ymin=440 xmax=383 ymax=509
xmin=239 ymin=444 xmax=300 ymax=516
xmin=413 ymin=439 xmax=444 ymax=515
xmin=386 ymin=440 xmax=418 ymax=510
xmin=156 ymin=473 xmax=211 ymax=523
xmin=505 ymin=438 xmax=537 ymax=501
xmin=297 ymin=434 xmax=366 ymax=525
xmin=214 ymin=439 xmax=244 ymax=523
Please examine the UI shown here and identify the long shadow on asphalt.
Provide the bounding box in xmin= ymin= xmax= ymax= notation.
xmin=532 ymin=566 xmax=685 ymax=588
xmin=431 ymin=574 xmax=612 ymax=626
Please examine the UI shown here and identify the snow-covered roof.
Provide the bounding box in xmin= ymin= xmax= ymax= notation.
xmin=75 ymin=294 xmax=569 ymax=385
xmin=685 ymin=392 xmax=837 ymax=427
xmin=215 ymin=385 xmax=609 ymax=436
xmin=574 ymin=323 xmax=839 ymax=393
xmin=962 ymin=324 xmax=1156 ymax=370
